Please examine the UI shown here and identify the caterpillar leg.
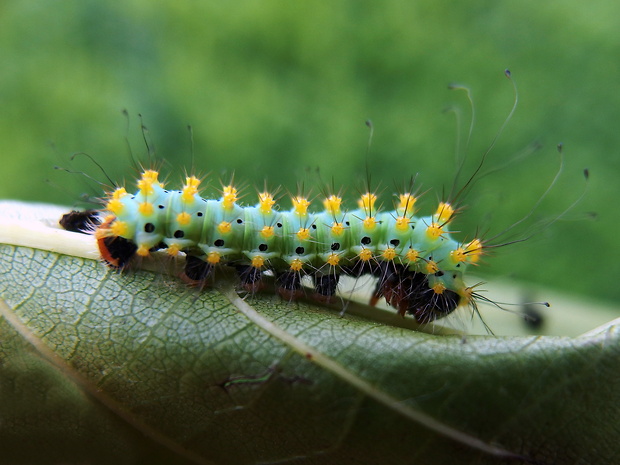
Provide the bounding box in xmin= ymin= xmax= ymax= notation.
xmin=277 ymin=271 xmax=303 ymax=301
xmin=312 ymin=273 xmax=340 ymax=303
xmin=182 ymin=255 xmax=214 ymax=285
xmin=370 ymin=266 xmax=397 ymax=308
xmin=415 ymin=288 xmax=461 ymax=324
xmin=236 ymin=265 xmax=265 ymax=293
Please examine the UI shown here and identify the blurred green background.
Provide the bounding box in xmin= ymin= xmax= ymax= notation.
xmin=0 ymin=1 xmax=617 ymax=305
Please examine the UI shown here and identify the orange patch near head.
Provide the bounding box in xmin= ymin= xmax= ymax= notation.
xmin=96 ymin=216 xmax=136 ymax=269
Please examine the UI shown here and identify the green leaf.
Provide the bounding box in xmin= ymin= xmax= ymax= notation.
xmin=0 ymin=201 xmax=618 ymax=465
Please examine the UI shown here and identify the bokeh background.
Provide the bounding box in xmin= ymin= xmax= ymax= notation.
xmin=0 ymin=1 xmax=617 ymax=306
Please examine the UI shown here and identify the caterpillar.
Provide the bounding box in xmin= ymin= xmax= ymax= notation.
xmin=60 ymin=169 xmax=483 ymax=324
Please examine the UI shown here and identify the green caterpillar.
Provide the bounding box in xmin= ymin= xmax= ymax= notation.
xmin=92 ymin=169 xmax=483 ymax=323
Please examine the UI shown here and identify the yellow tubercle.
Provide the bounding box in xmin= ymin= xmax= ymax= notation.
xmin=465 ymin=239 xmax=483 ymax=263
xmin=323 ymin=195 xmax=342 ymax=215
xmin=425 ymin=222 xmax=443 ymax=239
xmin=292 ymin=196 xmax=310 ymax=216
xmin=260 ymin=225 xmax=275 ymax=239
xmin=251 ymin=255 xmax=265 ymax=268
xmin=217 ymin=221 xmax=232 ymax=234
xmin=397 ymin=193 xmax=417 ymax=214
xmin=331 ymin=222 xmax=345 ymax=236
xmin=358 ymin=192 xmax=377 ymax=212
xmin=258 ymin=192 xmax=275 ymax=214
xmin=110 ymin=220 xmax=128 ymax=237
xmin=107 ymin=187 xmax=128 ymax=214
xmin=138 ymin=202 xmax=154 ymax=216
xmin=460 ymin=287 xmax=474 ymax=305
xmin=382 ymin=248 xmax=396 ymax=261
xmin=106 ymin=198 xmax=124 ymax=215
xmin=222 ymin=185 xmax=238 ymax=210
xmin=450 ymin=247 xmax=467 ymax=264
xmin=326 ymin=253 xmax=340 ymax=266
xmin=358 ymin=249 xmax=373 ymax=261
xmin=112 ymin=187 xmax=128 ymax=200
xmin=432 ymin=282 xmax=446 ymax=294
xmin=207 ymin=251 xmax=221 ymax=264
xmin=289 ymin=258 xmax=303 ymax=271
xmin=435 ymin=202 xmax=455 ymax=223
xmin=296 ymin=228 xmax=310 ymax=241
xmin=167 ymin=244 xmax=181 ymax=256
xmin=136 ymin=245 xmax=150 ymax=257
xmin=405 ymin=248 xmax=419 ymax=263
xmin=426 ymin=260 xmax=439 ymax=274
xmin=363 ymin=216 xmax=376 ymax=229
xmin=395 ymin=216 xmax=409 ymax=231
xmin=181 ymin=176 xmax=200 ymax=202
xmin=142 ymin=170 xmax=160 ymax=184
xmin=176 ymin=212 xmax=191 ymax=226
xmin=137 ymin=170 xmax=161 ymax=196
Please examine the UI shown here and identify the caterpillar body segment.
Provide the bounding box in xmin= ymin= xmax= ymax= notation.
xmin=93 ymin=169 xmax=483 ymax=323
